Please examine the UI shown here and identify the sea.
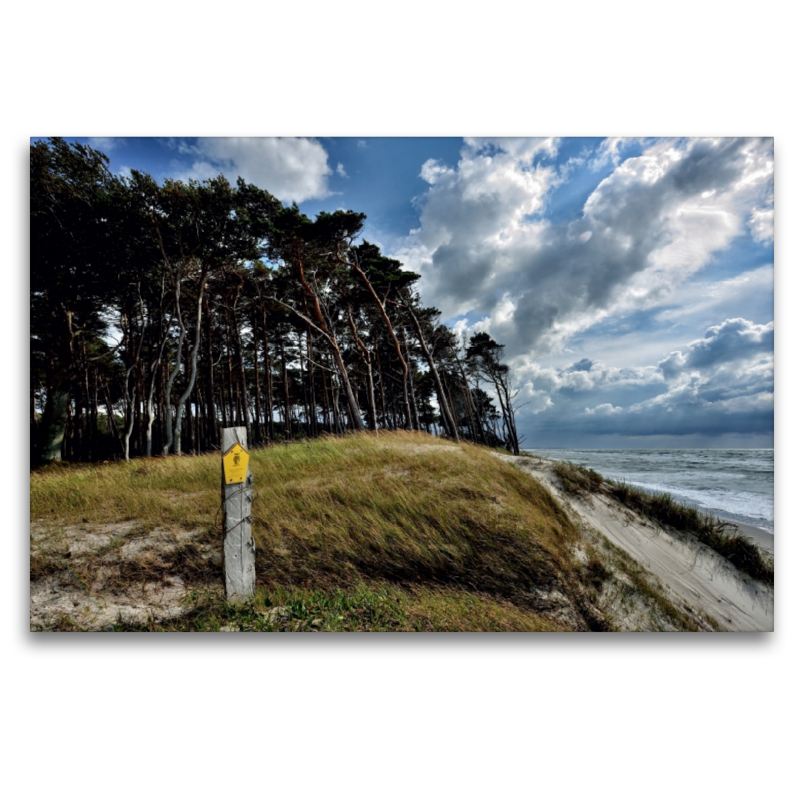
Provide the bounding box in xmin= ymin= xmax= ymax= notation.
xmin=524 ymin=449 xmax=774 ymax=534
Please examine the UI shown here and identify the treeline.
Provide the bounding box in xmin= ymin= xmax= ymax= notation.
xmin=30 ymin=138 xmax=523 ymax=464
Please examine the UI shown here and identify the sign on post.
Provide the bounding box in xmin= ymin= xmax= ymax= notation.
xmin=223 ymin=442 xmax=249 ymax=485
xmin=221 ymin=427 xmax=255 ymax=602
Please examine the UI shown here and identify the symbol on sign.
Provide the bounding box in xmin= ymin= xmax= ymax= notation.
xmin=223 ymin=443 xmax=249 ymax=485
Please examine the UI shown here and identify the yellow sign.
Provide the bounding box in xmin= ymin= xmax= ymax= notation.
xmin=223 ymin=443 xmax=249 ymax=484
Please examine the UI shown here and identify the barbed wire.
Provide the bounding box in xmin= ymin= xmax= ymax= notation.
xmin=213 ymin=481 xmax=259 ymax=536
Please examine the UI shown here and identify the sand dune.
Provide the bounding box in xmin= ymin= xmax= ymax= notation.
xmin=497 ymin=454 xmax=774 ymax=632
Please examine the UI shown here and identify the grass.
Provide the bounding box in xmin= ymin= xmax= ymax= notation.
xmin=550 ymin=460 xmax=773 ymax=586
xmin=552 ymin=461 xmax=604 ymax=496
xmin=31 ymin=431 xmax=610 ymax=631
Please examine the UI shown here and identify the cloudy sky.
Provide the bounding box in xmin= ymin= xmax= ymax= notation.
xmin=59 ymin=136 xmax=774 ymax=448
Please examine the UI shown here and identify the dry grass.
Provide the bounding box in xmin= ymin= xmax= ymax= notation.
xmin=29 ymin=432 xmax=627 ymax=631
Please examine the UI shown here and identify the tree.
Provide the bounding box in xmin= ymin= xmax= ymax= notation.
xmin=31 ymin=138 xmax=119 ymax=462
xmin=265 ymin=206 xmax=366 ymax=431
xmin=466 ymin=333 xmax=521 ymax=455
xmin=30 ymin=139 xmax=522 ymax=464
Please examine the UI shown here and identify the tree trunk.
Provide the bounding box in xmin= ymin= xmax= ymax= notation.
xmin=173 ymin=268 xmax=208 ymax=455
xmin=280 ymin=337 xmax=292 ymax=440
xmin=162 ymin=277 xmax=186 ymax=455
xmin=347 ymin=307 xmax=377 ymax=432
xmin=404 ymin=305 xmax=459 ymax=441
xmin=252 ymin=308 xmax=262 ymax=444
xmin=294 ymin=253 xmax=365 ymax=431
xmin=203 ymin=292 xmax=217 ymax=449
xmin=261 ymin=312 xmax=274 ymax=443
xmin=375 ymin=349 xmax=388 ymax=429
xmin=230 ymin=303 xmax=251 ymax=441
xmin=339 ymin=252 xmax=411 ymax=429
xmin=39 ymin=384 xmax=69 ymax=462
xmin=38 ymin=306 xmax=77 ymax=463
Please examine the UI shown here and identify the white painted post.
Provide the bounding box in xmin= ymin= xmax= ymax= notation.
xmin=221 ymin=426 xmax=255 ymax=601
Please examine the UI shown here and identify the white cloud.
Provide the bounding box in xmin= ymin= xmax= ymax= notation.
xmin=336 ymin=162 xmax=348 ymax=178
xmin=173 ymin=137 xmax=333 ymax=203
xmin=404 ymin=138 xmax=557 ymax=319
xmin=749 ymin=203 xmax=774 ymax=243
xmin=584 ymin=403 xmax=623 ymax=415
xmin=395 ymin=137 xmax=774 ymax=368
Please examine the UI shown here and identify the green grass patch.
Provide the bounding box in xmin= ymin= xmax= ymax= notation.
xmin=106 ymin=582 xmax=569 ymax=632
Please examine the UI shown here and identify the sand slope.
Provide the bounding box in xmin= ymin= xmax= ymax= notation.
xmin=497 ymin=454 xmax=773 ymax=632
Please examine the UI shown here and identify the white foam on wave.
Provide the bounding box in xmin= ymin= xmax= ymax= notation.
xmin=528 ymin=448 xmax=774 ymax=533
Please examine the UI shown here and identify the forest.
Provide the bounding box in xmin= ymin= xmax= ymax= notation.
xmin=30 ymin=138 xmax=523 ymax=464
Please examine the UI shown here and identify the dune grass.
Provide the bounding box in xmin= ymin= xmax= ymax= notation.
xmin=552 ymin=461 xmax=604 ymax=496
xmin=606 ymin=482 xmax=774 ymax=586
xmin=31 ymin=431 xmax=609 ymax=631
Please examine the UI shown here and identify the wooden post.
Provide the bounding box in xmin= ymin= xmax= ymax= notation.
xmin=221 ymin=426 xmax=255 ymax=601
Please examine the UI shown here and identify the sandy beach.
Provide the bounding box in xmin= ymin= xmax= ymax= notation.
xmin=722 ymin=519 xmax=774 ymax=554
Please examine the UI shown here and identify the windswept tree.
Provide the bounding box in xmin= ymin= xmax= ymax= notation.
xmin=148 ymin=176 xmax=271 ymax=454
xmin=31 ymin=138 xmax=119 ymax=463
xmin=265 ymin=206 xmax=366 ymax=431
xmin=336 ymin=235 xmax=417 ymax=431
xmin=466 ymin=332 xmax=521 ymax=455
xmin=396 ymin=298 xmax=460 ymax=441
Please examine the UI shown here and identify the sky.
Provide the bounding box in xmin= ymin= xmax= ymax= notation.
xmin=57 ymin=135 xmax=774 ymax=449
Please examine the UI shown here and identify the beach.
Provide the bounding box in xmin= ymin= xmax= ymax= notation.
xmin=724 ymin=520 xmax=774 ymax=554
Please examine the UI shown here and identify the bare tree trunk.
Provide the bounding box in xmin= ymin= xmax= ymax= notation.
xmin=102 ymin=381 xmax=123 ymax=457
xmin=401 ymin=327 xmax=421 ymax=431
xmin=230 ymin=303 xmax=251 ymax=441
xmin=307 ymin=327 xmax=318 ymax=436
xmin=280 ymin=337 xmax=292 ymax=440
xmin=403 ymin=304 xmax=459 ymax=441
xmin=173 ymin=268 xmax=208 ymax=455
xmin=294 ymin=253 xmax=365 ymax=431
xmin=162 ymin=277 xmax=186 ymax=455
xmin=203 ymin=292 xmax=217 ymax=449
xmin=347 ymin=307 xmax=377 ymax=432
xmin=261 ymin=312 xmax=274 ymax=442
xmin=375 ymin=349 xmax=388 ymax=429
xmin=38 ymin=306 xmax=78 ymax=463
xmin=455 ymin=354 xmax=484 ymax=444
xmin=339 ymin=252 xmax=411 ymax=429
xmin=252 ymin=308 xmax=262 ymax=444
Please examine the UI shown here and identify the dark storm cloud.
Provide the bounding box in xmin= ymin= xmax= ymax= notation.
xmin=513 ymin=317 xmax=773 ymax=443
xmin=658 ymin=318 xmax=773 ymax=379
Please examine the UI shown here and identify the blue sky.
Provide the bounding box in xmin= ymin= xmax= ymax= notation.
xmin=57 ymin=136 xmax=774 ymax=448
